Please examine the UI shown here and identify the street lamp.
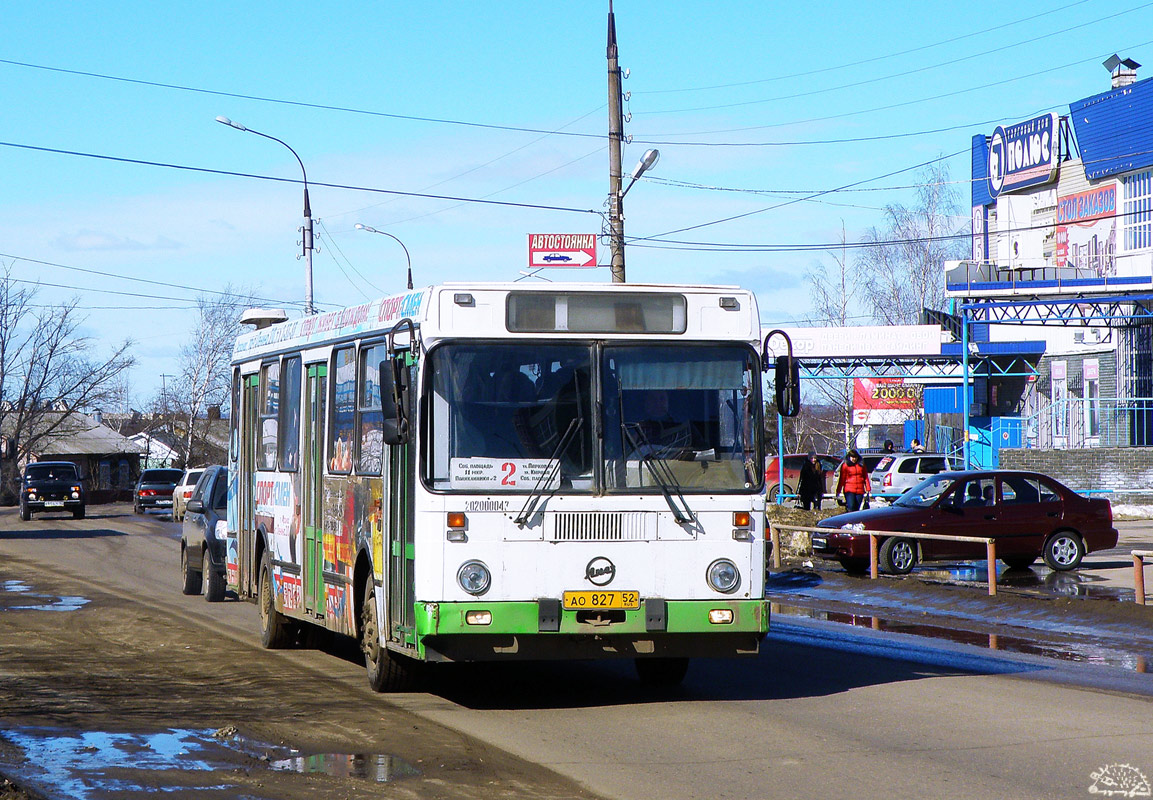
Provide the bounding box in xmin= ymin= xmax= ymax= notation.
xmin=216 ymin=116 xmax=317 ymax=315
xmin=608 ymin=148 xmax=660 ymax=283
xmin=355 ymin=224 xmax=413 ymax=291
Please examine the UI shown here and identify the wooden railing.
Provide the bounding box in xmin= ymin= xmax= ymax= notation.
xmin=769 ymin=523 xmax=999 ymax=596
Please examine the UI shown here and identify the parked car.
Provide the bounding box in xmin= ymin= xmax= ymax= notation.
xmin=172 ymin=467 xmax=206 ymax=522
xmin=812 ymin=470 xmax=1118 ymax=575
xmin=19 ymin=461 xmax=85 ymax=521
xmin=765 ymin=453 xmax=840 ymax=500
xmin=180 ymin=465 xmax=229 ymax=602
xmin=869 ymin=452 xmax=954 ymax=498
xmin=134 ymin=468 xmax=183 ymax=514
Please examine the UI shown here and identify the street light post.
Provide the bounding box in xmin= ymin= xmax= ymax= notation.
xmin=354 ymin=224 xmax=413 ymax=291
xmin=216 ymin=116 xmax=317 ymax=315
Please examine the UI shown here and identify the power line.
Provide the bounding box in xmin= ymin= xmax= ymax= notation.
xmin=0 ymin=139 xmax=603 ymax=217
xmin=638 ymin=3 xmax=1153 ymax=115
xmin=637 ymin=0 xmax=1098 ymax=95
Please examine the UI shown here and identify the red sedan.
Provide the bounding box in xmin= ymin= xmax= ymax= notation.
xmin=812 ymin=470 xmax=1117 ymax=575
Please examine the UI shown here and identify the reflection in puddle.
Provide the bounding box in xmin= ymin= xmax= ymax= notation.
xmin=0 ymin=580 xmax=89 ymax=612
xmin=916 ymin=563 xmax=1134 ymax=600
xmin=772 ymin=602 xmax=1150 ymax=673
xmin=0 ymin=726 xmax=419 ymax=799
xmin=271 ymin=752 xmax=422 ymax=781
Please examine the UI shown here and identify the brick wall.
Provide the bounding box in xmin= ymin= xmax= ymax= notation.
xmin=999 ymin=447 xmax=1153 ymax=502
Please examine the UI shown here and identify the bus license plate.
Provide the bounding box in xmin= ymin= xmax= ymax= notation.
xmin=562 ymin=590 xmax=640 ymax=610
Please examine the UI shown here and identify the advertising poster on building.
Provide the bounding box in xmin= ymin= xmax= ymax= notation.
xmin=852 ymin=378 xmax=923 ymax=425
xmin=1055 ymin=183 xmax=1117 ymax=276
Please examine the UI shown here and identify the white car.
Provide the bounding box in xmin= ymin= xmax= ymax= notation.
xmin=172 ymin=467 xmax=206 ymax=522
xmin=869 ymin=453 xmax=954 ymax=500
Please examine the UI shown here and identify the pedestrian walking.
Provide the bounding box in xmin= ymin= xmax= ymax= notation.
xmin=910 ymin=438 xmax=926 ymax=453
xmin=797 ymin=452 xmax=826 ymax=511
xmin=835 ymin=449 xmax=871 ymax=513
xmin=883 ymin=440 xmax=895 ymax=454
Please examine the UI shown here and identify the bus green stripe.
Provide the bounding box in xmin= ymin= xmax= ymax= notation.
xmin=416 ymin=599 xmax=768 ymax=637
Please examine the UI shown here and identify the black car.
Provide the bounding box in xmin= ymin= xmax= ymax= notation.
xmin=20 ymin=461 xmax=85 ymax=521
xmin=134 ymin=468 xmax=183 ymax=514
xmin=180 ymin=465 xmax=229 ymax=601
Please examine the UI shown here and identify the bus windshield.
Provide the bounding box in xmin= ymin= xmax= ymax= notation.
xmin=425 ymin=341 xmax=760 ymax=493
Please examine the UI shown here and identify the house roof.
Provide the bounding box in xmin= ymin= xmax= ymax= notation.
xmin=3 ymin=411 xmax=146 ymax=457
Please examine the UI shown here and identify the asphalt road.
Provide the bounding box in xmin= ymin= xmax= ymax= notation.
xmin=1 ymin=504 xmax=1152 ymax=800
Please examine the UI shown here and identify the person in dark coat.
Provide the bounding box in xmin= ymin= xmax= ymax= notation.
xmin=797 ymin=452 xmax=826 ymax=511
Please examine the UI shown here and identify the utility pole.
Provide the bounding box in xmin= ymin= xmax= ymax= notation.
xmin=607 ymin=0 xmax=626 ymax=283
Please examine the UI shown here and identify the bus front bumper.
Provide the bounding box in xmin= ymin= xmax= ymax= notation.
xmin=414 ymin=598 xmax=768 ymax=663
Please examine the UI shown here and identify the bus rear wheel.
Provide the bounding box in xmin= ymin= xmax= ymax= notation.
xmin=361 ymin=574 xmax=414 ymax=692
xmin=635 ymin=657 xmax=689 ymax=687
xmin=259 ymin=553 xmax=292 ymax=648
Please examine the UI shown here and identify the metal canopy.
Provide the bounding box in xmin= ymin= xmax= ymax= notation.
xmin=798 ymin=354 xmax=1038 ymax=381
xmin=957 ymin=291 xmax=1153 ymax=467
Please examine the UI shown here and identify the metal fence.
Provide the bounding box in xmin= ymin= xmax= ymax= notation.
xmin=1021 ymin=396 xmax=1153 ymax=449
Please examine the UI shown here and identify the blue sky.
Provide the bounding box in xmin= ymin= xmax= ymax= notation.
xmin=2 ymin=0 xmax=1151 ymax=405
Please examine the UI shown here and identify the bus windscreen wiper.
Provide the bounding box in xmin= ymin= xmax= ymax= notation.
xmin=623 ymin=423 xmax=697 ymax=525
xmin=515 ymin=418 xmax=582 ymax=526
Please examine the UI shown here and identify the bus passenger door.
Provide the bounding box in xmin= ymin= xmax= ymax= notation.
xmin=387 ymin=358 xmax=417 ymax=648
xmin=240 ymin=375 xmax=260 ymax=597
xmin=303 ymin=364 xmax=327 ymax=617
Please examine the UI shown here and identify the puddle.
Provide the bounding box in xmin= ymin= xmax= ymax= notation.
xmin=270 ymin=752 xmax=421 ymax=781
xmin=0 ymin=726 xmax=419 ymax=799
xmin=0 ymin=580 xmax=89 ymax=612
xmin=772 ymin=603 xmax=1151 ymax=673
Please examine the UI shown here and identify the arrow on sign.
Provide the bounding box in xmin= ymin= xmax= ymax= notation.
xmin=531 ymin=251 xmax=595 ymax=267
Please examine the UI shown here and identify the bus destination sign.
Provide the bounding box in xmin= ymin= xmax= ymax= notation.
xmin=527 ymin=233 xmax=597 ymax=268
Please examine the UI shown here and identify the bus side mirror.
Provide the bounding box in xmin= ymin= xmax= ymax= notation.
xmin=775 ymin=355 xmax=801 ymax=418
xmin=378 ymin=360 xmax=411 ymax=446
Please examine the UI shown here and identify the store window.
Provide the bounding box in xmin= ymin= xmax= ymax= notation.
xmin=1123 ymin=170 xmax=1151 ymax=251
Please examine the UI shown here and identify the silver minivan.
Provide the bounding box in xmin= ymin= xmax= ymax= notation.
xmin=870 ymin=453 xmax=955 ymax=499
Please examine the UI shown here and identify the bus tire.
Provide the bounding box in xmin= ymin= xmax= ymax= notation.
xmin=635 ymin=657 xmax=689 ymax=687
xmin=204 ymin=549 xmax=226 ymax=603
xmin=259 ymin=553 xmax=292 ymax=648
xmin=361 ymin=573 xmax=413 ymax=692
xmin=181 ymin=547 xmax=202 ymax=595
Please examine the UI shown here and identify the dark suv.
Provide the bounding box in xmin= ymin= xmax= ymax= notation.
xmin=134 ymin=468 xmax=183 ymax=514
xmin=20 ymin=461 xmax=86 ymax=521
xmin=180 ymin=465 xmax=229 ymax=601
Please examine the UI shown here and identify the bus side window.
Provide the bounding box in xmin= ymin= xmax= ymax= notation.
xmin=259 ymin=361 xmax=280 ymax=471
xmin=358 ymin=344 xmax=387 ymax=475
xmin=279 ymin=356 xmax=302 ymax=471
xmin=330 ymin=346 xmax=356 ymax=473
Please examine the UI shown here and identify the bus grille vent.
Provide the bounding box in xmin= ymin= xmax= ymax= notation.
xmin=550 ymin=512 xmax=652 ymax=542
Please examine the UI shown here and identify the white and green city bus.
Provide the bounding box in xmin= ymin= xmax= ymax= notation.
xmin=227 ymin=282 xmax=792 ymax=690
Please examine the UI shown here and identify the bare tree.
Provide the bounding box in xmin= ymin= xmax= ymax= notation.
xmin=0 ymin=267 xmax=135 ymax=497
xmin=167 ymin=288 xmax=251 ymax=467
xmin=803 ymin=222 xmax=857 ymax=450
xmin=856 ymin=159 xmax=967 ymax=325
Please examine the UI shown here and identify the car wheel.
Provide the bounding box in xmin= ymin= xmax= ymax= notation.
xmin=259 ymin=553 xmax=293 ymax=648
xmin=838 ymin=557 xmax=868 ymax=575
xmin=635 ymin=657 xmax=690 ymax=687
xmin=73 ymin=504 xmax=85 ymax=520
xmin=1001 ymin=555 xmax=1037 ymax=570
xmin=767 ymin=483 xmax=794 ymax=503
xmin=203 ymin=549 xmax=226 ymax=602
xmin=19 ymin=503 xmax=31 ymax=522
xmin=133 ymin=501 xmax=142 ymax=515
xmin=180 ymin=547 xmax=202 ymax=595
xmin=361 ymin=573 xmax=414 ymax=692
xmin=1043 ymin=530 xmax=1085 ymax=571
xmin=879 ymin=537 xmax=916 ymax=575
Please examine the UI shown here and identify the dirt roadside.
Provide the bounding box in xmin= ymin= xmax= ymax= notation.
xmin=0 ymin=556 xmax=598 ymax=800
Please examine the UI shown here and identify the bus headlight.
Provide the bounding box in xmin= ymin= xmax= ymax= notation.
xmin=457 ymin=560 xmax=491 ymax=596
xmin=706 ymin=559 xmax=741 ymax=594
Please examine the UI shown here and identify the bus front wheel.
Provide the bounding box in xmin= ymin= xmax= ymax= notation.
xmin=259 ymin=553 xmax=293 ymax=648
xmin=361 ymin=574 xmax=414 ymax=692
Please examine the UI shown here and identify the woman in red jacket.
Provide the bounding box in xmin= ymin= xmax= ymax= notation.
xmin=835 ymin=449 xmax=871 ymax=512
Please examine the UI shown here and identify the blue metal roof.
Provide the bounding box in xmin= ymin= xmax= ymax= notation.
xmin=971 ymin=133 xmax=992 ymax=207
xmin=941 ymin=341 xmax=1046 ymax=356
xmin=1070 ymin=76 xmax=1153 ymax=179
